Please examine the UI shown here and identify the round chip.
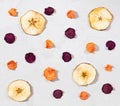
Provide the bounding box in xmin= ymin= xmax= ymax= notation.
xmin=8 ymin=80 xmax=32 ymax=102
xmin=88 ymin=7 xmax=113 ymax=30
xmin=72 ymin=63 xmax=96 ymax=86
xmin=20 ymin=10 xmax=46 ymax=36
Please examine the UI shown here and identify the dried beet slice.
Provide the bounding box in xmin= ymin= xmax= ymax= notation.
xmin=44 ymin=7 xmax=54 ymax=15
xmin=102 ymin=83 xmax=113 ymax=94
xmin=53 ymin=89 xmax=63 ymax=99
xmin=65 ymin=28 xmax=76 ymax=39
xmin=106 ymin=40 xmax=116 ymax=50
xmin=4 ymin=33 xmax=16 ymax=44
xmin=25 ymin=52 xmax=36 ymax=63
xmin=62 ymin=52 xmax=72 ymax=62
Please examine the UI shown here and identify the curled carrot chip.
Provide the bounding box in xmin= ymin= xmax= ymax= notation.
xmin=44 ymin=67 xmax=57 ymax=81
xmin=7 ymin=60 xmax=17 ymax=70
xmin=67 ymin=10 xmax=76 ymax=19
xmin=79 ymin=91 xmax=89 ymax=100
xmin=46 ymin=39 xmax=54 ymax=49
xmin=105 ymin=64 xmax=112 ymax=71
xmin=8 ymin=8 xmax=18 ymax=16
xmin=86 ymin=42 xmax=96 ymax=53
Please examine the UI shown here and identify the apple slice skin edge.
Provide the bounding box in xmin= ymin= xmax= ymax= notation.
xmin=72 ymin=63 xmax=97 ymax=86
xmin=88 ymin=7 xmax=113 ymax=31
xmin=8 ymin=80 xmax=32 ymax=102
xmin=20 ymin=10 xmax=46 ymax=36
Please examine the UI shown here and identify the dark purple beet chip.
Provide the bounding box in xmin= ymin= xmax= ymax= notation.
xmin=62 ymin=52 xmax=72 ymax=62
xmin=4 ymin=33 xmax=16 ymax=44
xmin=44 ymin=7 xmax=54 ymax=15
xmin=65 ymin=28 xmax=76 ymax=39
xmin=25 ymin=52 xmax=36 ymax=63
xmin=106 ymin=40 xmax=116 ymax=50
xmin=102 ymin=83 xmax=113 ymax=94
xmin=53 ymin=89 xmax=63 ymax=99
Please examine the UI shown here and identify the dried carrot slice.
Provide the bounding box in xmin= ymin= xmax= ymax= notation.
xmin=7 ymin=60 xmax=17 ymax=70
xmin=44 ymin=67 xmax=57 ymax=81
xmin=67 ymin=10 xmax=76 ymax=19
xmin=46 ymin=39 xmax=54 ymax=48
xmin=79 ymin=91 xmax=89 ymax=100
xmin=8 ymin=8 xmax=17 ymax=16
xmin=105 ymin=64 xmax=112 ymax=71
xmin=86 ymin=42 xmax=96 ymax=53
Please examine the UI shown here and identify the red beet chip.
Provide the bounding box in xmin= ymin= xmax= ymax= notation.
xmin=53 ymin=89 xmax=63 ymax=99
xmin=25 ymin=52 xmax=36 ymax=63
xmin=62 ymin=52 xmax=72 ymax=62
xmin=44 ymin=7 xmax=54 ymax=15
xmin=65 ymin=28 xmax=76 ymax=39
xmin=102 ymin=83 xmax=113 ymax=94
xmin=106 ymin=40 xmax=116 ymax=50
xmin=4 ymin=33 xmax=16 ymax=44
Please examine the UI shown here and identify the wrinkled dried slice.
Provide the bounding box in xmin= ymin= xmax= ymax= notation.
xmin=79 ymin=91 xmax=89 ymax=100
xmin=62 ymin=52 xmax=72 ymax=62
xmin=105 ymin=64 xmax=112 ymax=71
xmin=4 ymin=33 xmax=16 ymax=44
xmin=44 ymin=7 xmax=54 ymax=15
xmin=7 ymin=60 xmax=17 ymax=70
xmin=43 ymin=67 xmax=57 ymax=81
xmin=88 ymin=7 xmax=113 ymax=30
xmin=102 ymin=83 xmax=113 ymax=94
xmin=65 ymin=28 xmax=76 ymax=39
xmin=20 ymin=10 xmax=46 ymax=35
xmin=8 ymin=80 xmax=31 ymax=102
xmin=67 ymin=10 xmax=76 ymax=19
xmin=45 ymin=39 xmax=54 ymax=48
xmin=72 ymin=63 xmax=96 ymax=86
xmin=53 ymin=89 xmax=63 ymax=99
xmin=106 ymin=40 xmax=116 ymax=50
xmin=25 ymin=52 xmax=36 ymax=63
xmin=86 ymin=42 xmax=96 ymax=53
xmin=8 ymin=8 xmax=18 ymax=16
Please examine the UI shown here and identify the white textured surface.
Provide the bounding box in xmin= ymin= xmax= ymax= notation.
xmin=0 ymin=0 xmax=120 ymax=106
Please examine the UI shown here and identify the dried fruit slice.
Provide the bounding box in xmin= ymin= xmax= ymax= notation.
xmin=102 ymin=83 xmax=113 ymax=94
xmin=7 ymin=60 xmax=17 ymax=70
xmin=25 ymin=52 xmax=36 ymax=63
xmin=44 ymin=67 xmax=57 ymax=81
xmin=8 ymin=8 xmax=18 ymax=16
xmin=53 ymin=89 xmax=63 ymax=99
xmin=62 ymin=52 xmax=72 ymax=62
xmin=4 ymin=33 xmax=16 ymax=44
xmin=88 ymin=7 xmax=113 ymax=30
xmin=72 ymin=63 xmax=96 ymax=86
xmin=65 ymin=28 xmax=76 ymax=39
xmin=20 ymin=10 xmax=46 ymax=35
xmin=106 ymin=40 xmax=116 ymax=50
xmin=86 ymin=42 xmax=96 ymax=53
xmin=105 ymin=64 xmax=112 ymax=71
xmin=79 ymin=91 xmax=89 ymax=100
xmin=45 ymin=39 xmax=54 ymax=49
xmin=67 ymin=10 xmax=76 ymax=19
xmin=8 ymin=80 xmax=32 ymax=102
xmin=44 ymin=7 xmax=54 ymax=15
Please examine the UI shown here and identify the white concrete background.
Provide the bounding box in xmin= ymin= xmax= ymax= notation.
xmin=0 ymin=0 xmax=120 ymax=106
